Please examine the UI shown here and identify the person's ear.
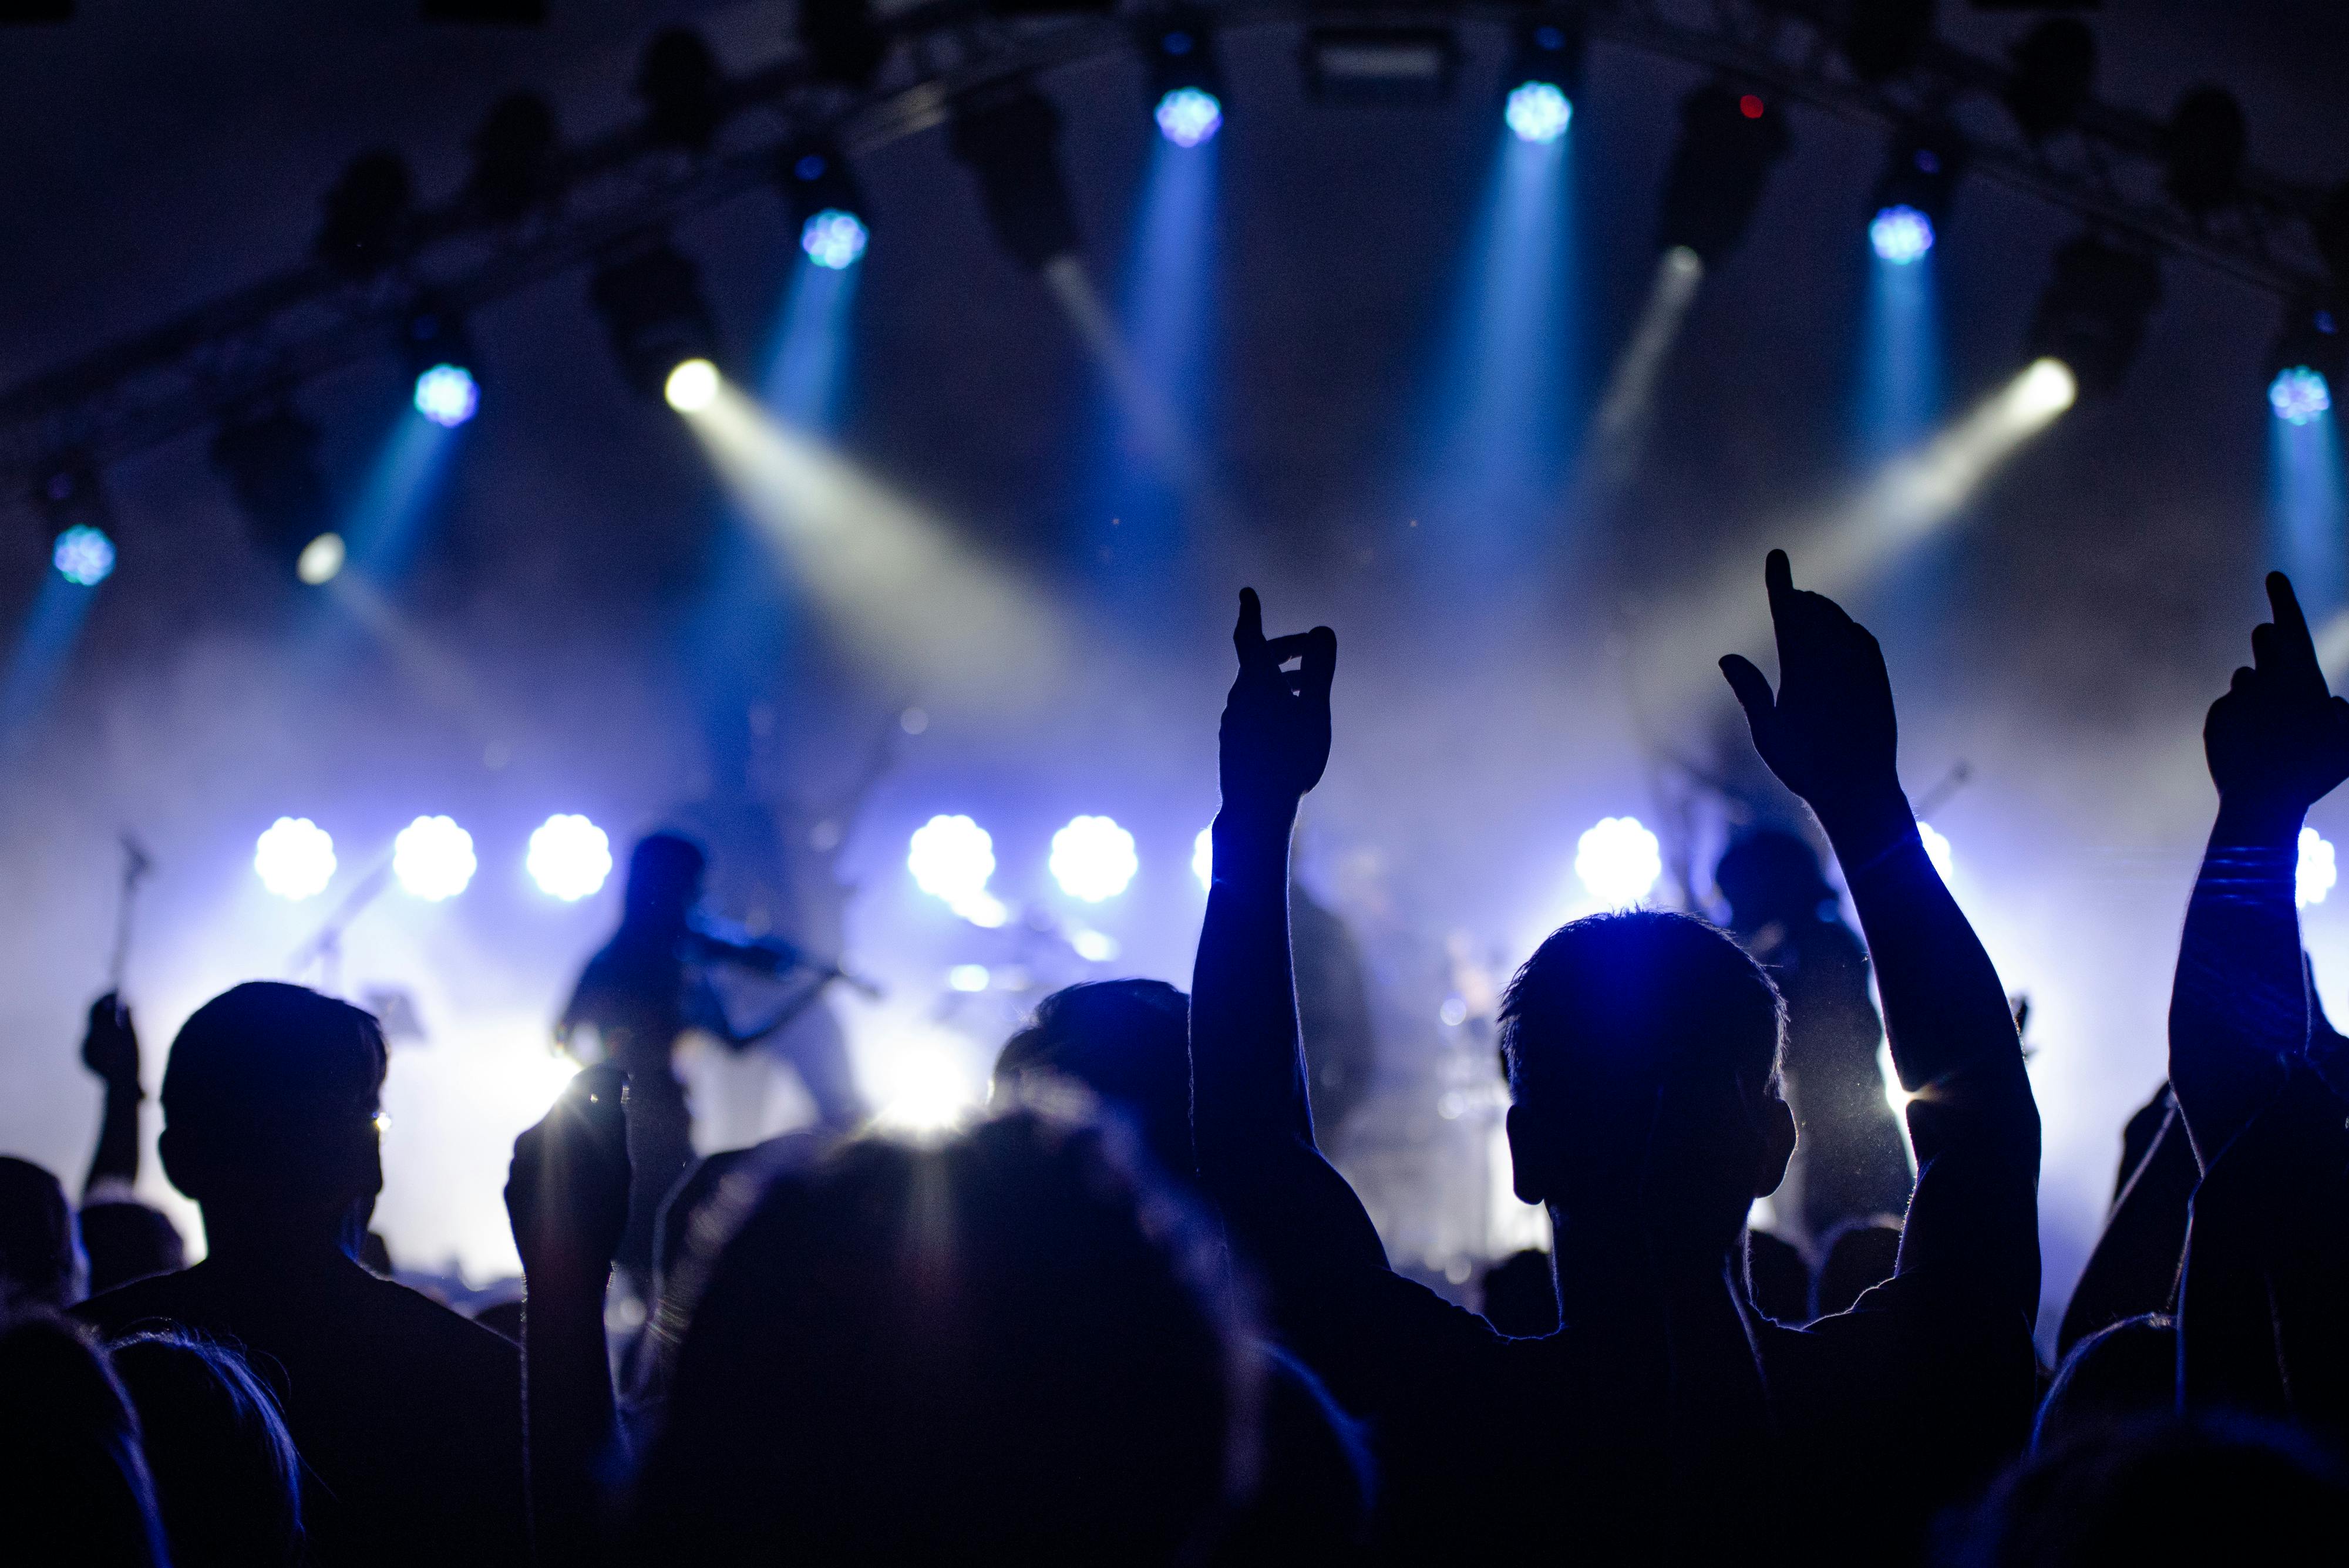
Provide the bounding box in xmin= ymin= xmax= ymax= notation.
xmin=1752 ymin=1094 xmax=1796 ymax=1199
xmin=157 ymin=1125 xmax=207 ymax=1204
xmin=1506 ymin=1103 xmax=1553 ymax=1206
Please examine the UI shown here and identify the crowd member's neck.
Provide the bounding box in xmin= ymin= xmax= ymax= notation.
xmin=1549 ymin=1210 xmax=1735 ymax=1330
xmin=196 ymin=1200 xmax=369 ymax=1270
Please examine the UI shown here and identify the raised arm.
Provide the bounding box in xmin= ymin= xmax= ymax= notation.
xmin=1189 ymin=590 xmax=1386 ymax=1267
xmin=1722 ymin=550 xmax=2038 ymax=1314
xmin=2166 ymin=574 xmax=2349 ymax=1167
xmin=80 ymin=992 xmax=143 ymax=1199
xmin=506 ymin=1065 xmax=632 ymax=1566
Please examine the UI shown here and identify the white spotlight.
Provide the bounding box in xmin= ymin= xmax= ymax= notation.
xmin=909 ymin=813 xmax=1007 ymax=927
xmin=664 ymin=357 xmax=720 ymax=413
xmin=393 ymin=815 xmax=477 ymax=901
xmin=1049 ymin=815 xmax=1138 ymax=903
xmin=1193 ymin=826 xmax=1214 ymax=892
xmin=527 ymin=814 xmax=613 ymax=901
xmin=1916 ymin=822 xmax=1954 ymax=880
xmin=1574 ymin=816 xmax=1662 ymax=909
xmin=297 ymin=532 xmax=346 ymax=586
xmin=255 ymin=817 xmax=337 ymax=900
xmin=2007 ymin=357 xmax=2078 ymax=423
xmin=872 ymin=1038 xmax=981 ymax=1135
xmin=2300 ymin=826 xmax=2337 ymax=909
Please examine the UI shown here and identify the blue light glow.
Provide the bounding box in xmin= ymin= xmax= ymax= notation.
xmin=412 ymin=364 xmax=479 ymax=428
xmin=255 ymin=817 xmax=337 ymax=901
xmin=1574 ymin=817 xmax=1661 ymax=909
xmin=52 ymin=525 xmax=115 ymax=586
xmin=393 ymin=815 xmax=477 ymax=901
xmin=527 ymin=814 xmax=614 ymax=901
xmin=1505 ymin=82 xmax=1571 ymax=144
xmin=2272 ymin=366 xmax=2333 ymax=425
xmin=800 ymin=209 xmax=869 ymax=271
xmin=1870 ymin=204 xmax=1934 ymax=265
xmin=909 ymin=814 xmax=1007 ymax=927
xmin=1155 ymin=87 xmax=1222 ymax=148
xmin=1049 ymin=815 xmax=1139 ymax=902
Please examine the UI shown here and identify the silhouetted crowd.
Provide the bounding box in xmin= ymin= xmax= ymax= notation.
xmin=8 ymin=553 xmax=2349 ymax=1564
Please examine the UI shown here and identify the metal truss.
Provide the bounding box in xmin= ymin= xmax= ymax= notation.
xmin=2 ymin=0 xmax=2334 ymax=509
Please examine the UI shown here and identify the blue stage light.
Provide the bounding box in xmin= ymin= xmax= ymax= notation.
xmin=1574 ymin=816 xmax=1661 ymax=909
xmin=255 ymin=817 xmax=337 ymax=900
xmin=1049 ymin=814 xmax=1138 ymax=902
xmin=1505 ymin=81 xmax=1571 ymax=144
xmin=1155 ymin=86 xmax=1222 ymax=148
xmin=1870 ymin=204 xmax=1935 ymax=264
xmin=2301 ymin=825 xmax=2337 ymax=908
xmin=2271 ymin=365 xmax=2333 ymax=426
xmin=800 ymin=208 xmax=869 ymax=271
xmin=393 ymin=814 xmax=477 ymax=901
xmin=52 ymin=525 xmax=115 ymax=586
xmin=909 ymin=813 xmax=1007 ymax=927
xmin=1193 ymin=826 xmax=1214 ymax=891
xmin=412 ymin=363 xmax=479 ymax=427
xmin=527 ymin=813 xmax=613 ymax=901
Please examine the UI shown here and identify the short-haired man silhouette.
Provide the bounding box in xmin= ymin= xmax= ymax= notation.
xmin=77 ymin=982 xmax=524 ymax=1568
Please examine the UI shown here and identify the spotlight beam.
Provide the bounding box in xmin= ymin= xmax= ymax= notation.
xmin=1041 ymin=255 xmax=1227 ymax=523
xmin=679 ymin=378 xmax=1066 ymax=706
xmin=1588 ymin=247 xmax=1705 ymax=489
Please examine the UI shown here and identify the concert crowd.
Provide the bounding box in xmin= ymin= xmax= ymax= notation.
xmin=8 ymin=551 xmax=2349 ymax=1564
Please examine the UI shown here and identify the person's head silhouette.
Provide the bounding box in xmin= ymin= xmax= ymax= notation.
xmin=1714 ymin=828 xmax=1834 ymax=931
xmin=156 ymin=982 xmax=386 ymax=1261
xmin=622 ymin=832 xmax=706 ymax=933
xmin=110 ymin=1331 xmax=304 ymax=1567
xmin=634 ymin=1106 xmax=1249 ymax=1563
xmin=0 ymin=1158 xmax=79 ymax=1310
xmin=992 ymin=980 xmax=1193 ymax=1179
xmin=1499 ymin=911 xmax=1794 ymax=1291
xmin=0 ymin=1314 xmax=170 ymax=1568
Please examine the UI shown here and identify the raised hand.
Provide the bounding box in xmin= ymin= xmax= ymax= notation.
xmin=79 ymin=991 xmax=139 ymax=1086
xmin=2202 ymin=572 xmax=2349 ymax=822
xmin=1219 ymin=587 xmax=1337 ymax=816
xmin=1719 ymin=550 xmax=1903 ymax=829
xmin=506 ymin=1064 xmax=631 ymax=1288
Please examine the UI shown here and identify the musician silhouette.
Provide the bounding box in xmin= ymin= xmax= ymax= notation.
xmin=559 ymin=833 xmax=863 ymax=1303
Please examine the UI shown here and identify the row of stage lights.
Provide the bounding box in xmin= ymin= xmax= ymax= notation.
xmin=253 ymin=812 xmax=615 ymax=904
xmin=28 ymin=14 xmax=2344 ymax=588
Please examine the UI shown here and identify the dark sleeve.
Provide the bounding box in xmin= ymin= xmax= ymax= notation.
xmin=2167 ymin=815 xmax=2302 ymax=1168
xmin=2055 ymin=1088 xmax=2196 ymax=1358
xmin=1829 ymin=816 xmax=2040 ymax=1322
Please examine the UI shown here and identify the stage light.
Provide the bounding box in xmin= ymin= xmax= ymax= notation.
xmin=909 ymin=813 xmax=1007 ymax=926
xmin=2273 ymin=367 xmax=2333 ymax=426
xmin=1505 ymin=83 xmax=1570 ymax=145
xmin=2002 ymin=19 xmax=2094 ymax=144
xmin=1049 ymin=815 xmax=1138 ymax=902
xmin=393 ymin=814 xmax=478 ymax=901
xmin=1655 ymin=81 xmax=1791 ymax=265
xmin=211 ymin=406 xmax=339 ymax=580
xmin=950 ymin=82 xmax=1081 ymax=272
xmin=1193 ymin=826 xmax=1213 ymax=891
xmin=255 ymin=817 xmax=336 ymax=900
xmin=872 ymin=1037 xmax=980 ymax=1135
xmin=948 ymin=963 xmax=990 ymax=992
xmin=1155 ymin=86 xmax=1222 ymax=148
xmin=590 ymin=241 xmax=720 ymax=399
xmin=1500 ymin=15 xmax=1581 ymax=144
xmin=297 ymin=532 xmax=346 ymax=586
xmin=1069 ymin=929 xmax=1119 ymax=963
xmin=1917 ymin=822 xmax=1953 ymax=880
xmin=664 ymin=356 xmax=720 ymax=412
xmin=1574 ymin=817 xmax=1662 ymax=909
xmin=412 ymin=364 xmax=479 ymax=427
xmin=465 ymin=90 xmax=560 ymax=220
xmin=637 ymin=28 xmax=724 ymax=152
xmin=315 ymin=150 xmax=415 ymax=276
xmin=2165 ymin=86 xmax=2247 ymax=214
xmin=52 ymin=525 xmax=113 ymax=587
xmin=1869 ymin=206 xmax=1933 ymax=265
xmin=1145 ymin=13 xmax=1226 ymax=147
xmin=2026 ymin=235 xmax=2161 ymax=396
xmin=1303 ymin=26 xmax=1459 ymax=105
xmin=800 ymin=209 xmax=869 ymax=270
xmin=2301 ymin=826 xmax=2337 ymax=909
xmin=527 ymin=814 xmax=613 ymax=901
